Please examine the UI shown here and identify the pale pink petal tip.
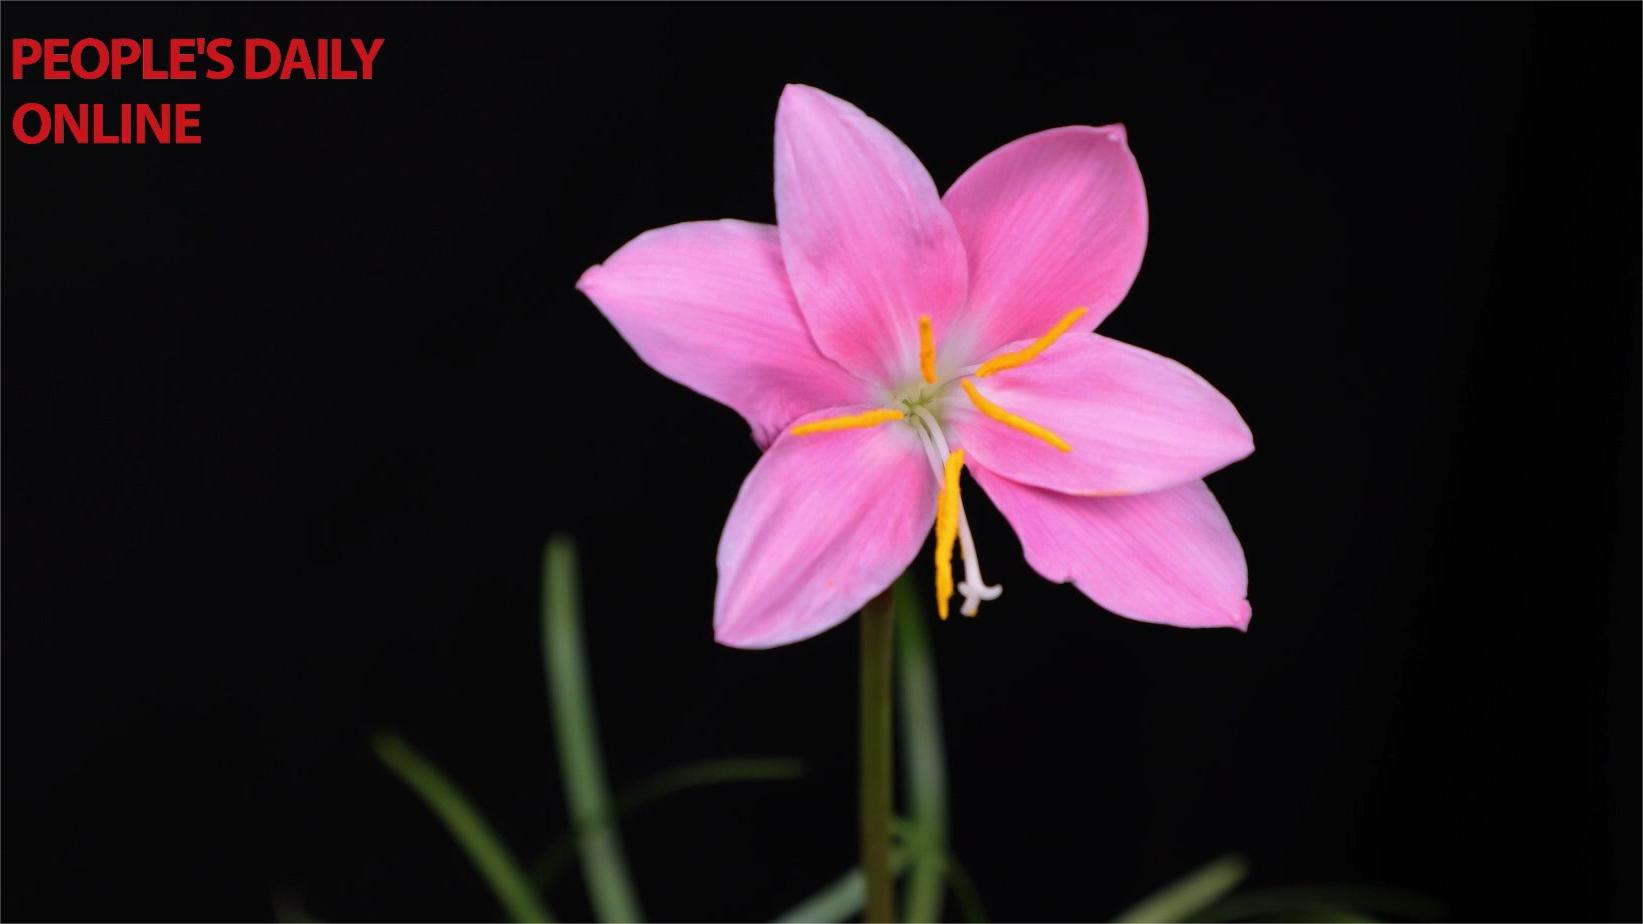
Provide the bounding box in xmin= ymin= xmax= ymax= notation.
xmin=942 ymin=123 xmax=1147 ymax=353
xmin=774 ymin=83 xmax=969 ymax=387
xmin=575 ymin=220 xmax=868 ymax=447
xmin=950 ymin=334 xmax=1253 ymax=497
xmin=971 ymin=466 xmax=1251 ymax=632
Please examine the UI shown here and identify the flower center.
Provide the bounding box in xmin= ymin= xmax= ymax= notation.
xmin=904 ymin=400 xmax=1002 ymax=619
xmin=894 ymin=314 xmax=1000 ymax=618
xmin=787 ymin=307 xmax=1092 ymax=620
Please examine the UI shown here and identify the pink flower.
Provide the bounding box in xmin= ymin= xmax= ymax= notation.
xmin=578 ymin=86 xmax=1253 ymax=649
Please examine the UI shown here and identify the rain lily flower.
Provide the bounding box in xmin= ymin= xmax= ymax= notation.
xmin=578 ymin=85 xmax=1253 ymax=649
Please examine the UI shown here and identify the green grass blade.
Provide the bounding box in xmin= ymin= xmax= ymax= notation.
xmin=945 ymin=853 xmax=991 ymax=923
xmin=543 ymin=535 xmax=644 ymax=923
xmin=615 ymin=756 xmax=806 ymax=816
xmin=894 ymin=577 xmax=949 ymax=923
xmin=1114 ymin=854 xmax=1251 ymax=923
xmin=534 ymin=757 xmax=806 ymax=891
xmin=1196 ymin=885 xmax=1443 ymax=922
xmin=773 ymin=867 xmax=871 ymax=924
xmin=773 ymin=849 xmax=912 ymax=924
xmin=372 ymin=731 xmax=554 ymax=923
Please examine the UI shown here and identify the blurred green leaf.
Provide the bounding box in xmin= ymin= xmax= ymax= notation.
xmin=617 ymin=756 xmax=806 ymax=816
xmin=945 ymin=853 xmax=991 ymax=924
xmin=774 ymin=848 xmax=913 ymax=924
xmin=543 ymin=535 xmax=645 ymax=923
xmin=1197 ymin=885 xmax=1443 ymax=922
xmin=534 ymin=756 xmax=806 ymax=890
xmin=372 ymin=731 xmax=554 ymax=923
xmin=1114 ymin=854 xmax=1250 ymax=923
xmin=271 ymin=887 xmax=324 ymax=924
xmin=895 ymin=576 xmax=949 ymax=924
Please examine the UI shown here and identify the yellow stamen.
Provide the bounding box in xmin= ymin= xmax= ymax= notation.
xmin=960 ymin=380 xmax=1071 ymax=452
xmin=790 ymin=408 xmax=904 ymax=436
xmin=933 ymin=448 xmax=965 ymax=620
xmin=976 ymin=307 xmax=1090 ymax=377
xmin=918 ymin=314 xmax=938 ymax=384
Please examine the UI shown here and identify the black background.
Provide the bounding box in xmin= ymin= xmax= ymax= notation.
xmin=3 ymin=4 xmax=1638 ymax=922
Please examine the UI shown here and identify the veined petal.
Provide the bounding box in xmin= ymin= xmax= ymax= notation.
xmin=943 ymin=125 xmax=1147 ymax=359
xmin=578 ymin=220 xmax=871 ymax=448
xmin=716 ymin=406 xmax=936 ymax=648
xmin=775 ymin=85 xmax=969 ymax=387
xmin=949 ymin=334 xmax=1252 ymax=496
xmin=970 ymin=464 xmax=1251 ymax=630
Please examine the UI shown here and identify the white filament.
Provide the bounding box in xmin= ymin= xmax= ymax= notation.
xmin=908 ymin=406 xmax=1003 ymax=617
xmin=937 ymin=363 xmax=984 ymax=389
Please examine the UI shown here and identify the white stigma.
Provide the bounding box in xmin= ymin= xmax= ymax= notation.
xmin=908 ymin=405 xmax=1003 ymax=617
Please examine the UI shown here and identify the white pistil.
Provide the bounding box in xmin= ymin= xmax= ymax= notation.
xmin=908 ymin=406 xmax=1003 ymax=617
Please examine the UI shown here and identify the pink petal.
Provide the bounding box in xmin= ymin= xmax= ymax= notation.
xmin=775 ymin=85 xmax=969 ymax=387
xmin=948 ymin=334 xmax=1252 ymax=496
xmin=970 ymin=463 xmax=1250 ymax=630
xmin=942 ymin=126 xmax=1147 ymax=359
xmin=578 ymin=220 xmax=872 ymax=447
xmin=716 ymin=408 xmax=936 ymax=649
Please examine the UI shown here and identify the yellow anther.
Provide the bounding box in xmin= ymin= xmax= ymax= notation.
xmin=933 ymin=449 xmax=965 ymax=620
xmin=976 ymin=307 xmax=1090 ymax=377
xmin=918 ymin=314 xmax=938 ymax=384
xmin=790 ymin=408 xmax=904 ymax=437
xmin=960 ymin=380 xmax=1071 ymax=452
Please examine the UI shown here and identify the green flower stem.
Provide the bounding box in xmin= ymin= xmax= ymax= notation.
xmin=894 ymin=578 xmax=948 ymax=923
xmin=860 ymin=587 xmax=897 ymax=923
